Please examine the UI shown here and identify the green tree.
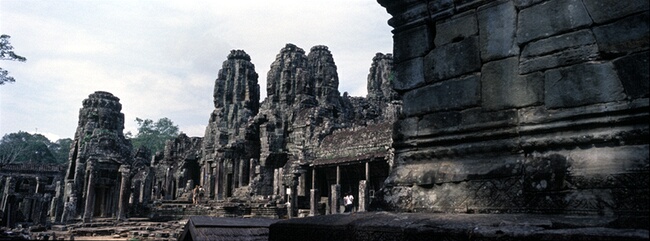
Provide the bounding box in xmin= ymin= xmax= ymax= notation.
xmin=1 ymin=34 xmax=27 ymax=85
xmin=128 ymin=117 xmax=179 ymax=154
xmin=0 ymin=131 xmax=55 ymax=164
xmin=50 ymin=138 xmax=73 ymax=164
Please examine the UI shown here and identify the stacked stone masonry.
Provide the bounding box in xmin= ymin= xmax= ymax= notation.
xmin=378 ymin=0 xmax=649 ymax=224
xmin=145 ymin=46 xmax=399 ymax=218
xmin=56 ymin=91 xmax=135 ymax=223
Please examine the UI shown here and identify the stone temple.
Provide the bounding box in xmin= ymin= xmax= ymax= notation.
xmin=1 ymin=0 xmax=648 ymax=239
xmin=59 ymin=91 xmax=134 ymax=222
xmin=149 ymin=44 xmax=400 ymax=218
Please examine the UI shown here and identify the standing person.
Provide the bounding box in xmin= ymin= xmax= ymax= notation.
xmin=197 ymin=185 xmax=205 ymax=204
xmin=192 ymin=185 xmax=199 ymax=205
xmin=344 ymin=193 xmax=354 ymax=213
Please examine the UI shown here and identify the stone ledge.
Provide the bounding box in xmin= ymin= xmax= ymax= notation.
xmin=269 ymin=212 xmax=649 ymax=241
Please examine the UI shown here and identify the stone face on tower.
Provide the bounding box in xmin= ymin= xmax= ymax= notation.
xmin=200 ymin=50 xmax=261 ymax=199
xmin=367 ymin=53 xmax=396 ymax=105
xmin=59 ymin=91 xmax=133 ymax=222
xmin=378 ymin=0 xmax=649 ymax=222
xmin=196 ymin=44 xmax=398 ymax=213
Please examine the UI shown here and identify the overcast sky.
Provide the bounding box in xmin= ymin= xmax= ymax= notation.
xmin=0 ymin=0 xmax=393 ymax=140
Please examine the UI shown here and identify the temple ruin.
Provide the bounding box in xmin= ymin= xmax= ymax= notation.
xmin=149 ymin=45 xmax=399 ymax=218
xmin=1 ymin=0 xmax=648 ymax=239
xmin=58 ymin=91 xmax=134 ymax=223
xmin=0 ymin=164 xmax=64 ymax=228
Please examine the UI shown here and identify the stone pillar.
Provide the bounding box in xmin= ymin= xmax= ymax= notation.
xmin=358 ymin=180 xmax=368 ymax=212
xmin=311 ymin=168 xmax=316 ymax=190
xmin=35 ymin=177 xmax=41 ymax=194
xmin=238 ymin=159 xmax=244 ymax=188
xmin=336 ymin=166 xmax=340 ymax=185
xmin=365 ymin=161 xmax=370 ymax=181
xmin=249 ymin=159 xmax=255 ymax=185
xmin=1 ymin=176 xmax=13 ymax=210
xmin=132 ymin=180 xmax=141 ymax=205
xmin=82 ymin=170 xmax=96 ymax=223
xmin=50 ymin=181 xmax=63 ymax=222
xmin=142 ymin=170 xmax=153 ymax=204
xmin=216 ymin=161 xmax=223 ymax=200
xmin=330 ymin=184 xmax=340 ymax=214
xmin=298 ymin=173 xmax=306 ymax=197
xmin=309 ymin=189 xmax=320 ymax=216
xmin=233 ymin=159 xmax=240 ymax=188
xmin=117 ymin=166 xmax=130 ymax=221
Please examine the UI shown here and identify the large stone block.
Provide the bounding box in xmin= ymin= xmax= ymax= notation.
xmin=478 ymin=1 xmax=519 ymax=61
xmin=393 ymin=57 xmax=424 ymax=91
xmin=583 ymin=0 xmax=650 ymax=24
xmin=523 ymin=146 xmax=649 ymax=214
xmin=544 ymin=62 xmax=626 ymax=108
xmin=417 ymin=111 xmax=462 ymax=136
xmin=593 ymin=12 xmax=650 ymax=55
xmin=424 ymin=36 xmax=480 ymax=82
xmin=402 ymin=74 xmax=481 ymax=116
xmin=516 ymin=0 xmax=592 ymax=44
xmin=482 ymin=57 xmax=543 ymax=110
xmin=393 ymin=23 xmax=431 ymax=62
xmin=520 ymin=29 xmax=599 ymax=73
xmin=459 ymin=107 xmax=519 ymax=127
xmin=394 ymin=116 xmax=419 ymax=139
xmin=390 ymin=155 xmax=522 ymax=186
xmin=613 ymin=51 xmax=650 ymax=99
xmin=434 ymin=10 xmax=477 ymax=47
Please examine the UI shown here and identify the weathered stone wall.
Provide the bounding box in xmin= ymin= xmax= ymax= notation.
xmin=153 ymin=133 xmax=202 ymax=201
xmin=0 ymin=164 xmax=65 ymax=227
xmin=379 ymin=0 xmax=649 ymax=219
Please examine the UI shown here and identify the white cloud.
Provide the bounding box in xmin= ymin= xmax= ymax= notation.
xmin=1 ymin=0 xmax=393 ymax=140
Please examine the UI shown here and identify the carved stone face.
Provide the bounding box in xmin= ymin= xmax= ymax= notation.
xmin=99 ymin=137 xmax=116 ymax=149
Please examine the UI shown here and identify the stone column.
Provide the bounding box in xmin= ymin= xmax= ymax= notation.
xmin=336 ymin=166 xmax=340 ymax=185
xmin=35 ymin=177 xmax=41 ymax=194
xmin=132 ymin=180 xmax=141 ymax=205
xmin=249 ymin=159 xmax=255 ymax=185
xmin=311 ymin=168 xmax=316 ymax=190
xmin=365 ymin=161 xmax=370 ymax=181
xmin=358 ymin=180 xmax=368 ymax=212
xmin=50 ymin=181 xmax=62 ymax=222
xmin=330 ymin=184 xmax=340 ymax=214
xmin=238 ymin=159 xmax=245 ymax=188
xmin=234 ymin=159 xmax=240 ymax=188
xmin=117 ymin=165 xmax=130 ymax=221
xmin=1 ymin=176 xmax=13 ymax=210
xmin=309 ymin=189 xmax=320 ymax=216
xmin=216 ymin=161 xmax=223 ymax=200
xmin=309 ymin=168 xmax=319 ymax=216
xmin=142 ymin=170 xmax=153 ymax=204
xmin=82 ymin=170 xmax=96 ymax=223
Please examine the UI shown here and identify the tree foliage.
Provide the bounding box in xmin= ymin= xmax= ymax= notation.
xmin=127 ymin=117 xmax=179 ymax=154
xmin=1 ymin=34 xmax=27 ymax=85
xmin=0 ymin=131 xmax=71 ymax=165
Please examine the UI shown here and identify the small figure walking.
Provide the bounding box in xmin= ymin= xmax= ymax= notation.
xmin=343 ymin=193 xmax=354 ymax=213
xmin=192 ymin=185 xmax=199 ymax=205
xmin=198 ymin=185 xmax=205 ymax=204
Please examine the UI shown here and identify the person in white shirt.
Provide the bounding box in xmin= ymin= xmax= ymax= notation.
xmin=344 ymin=193 xmax=354 ymax=213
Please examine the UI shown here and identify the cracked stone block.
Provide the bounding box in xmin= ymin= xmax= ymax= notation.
xmin=516 ymin=0 xmax=592 ymax=44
